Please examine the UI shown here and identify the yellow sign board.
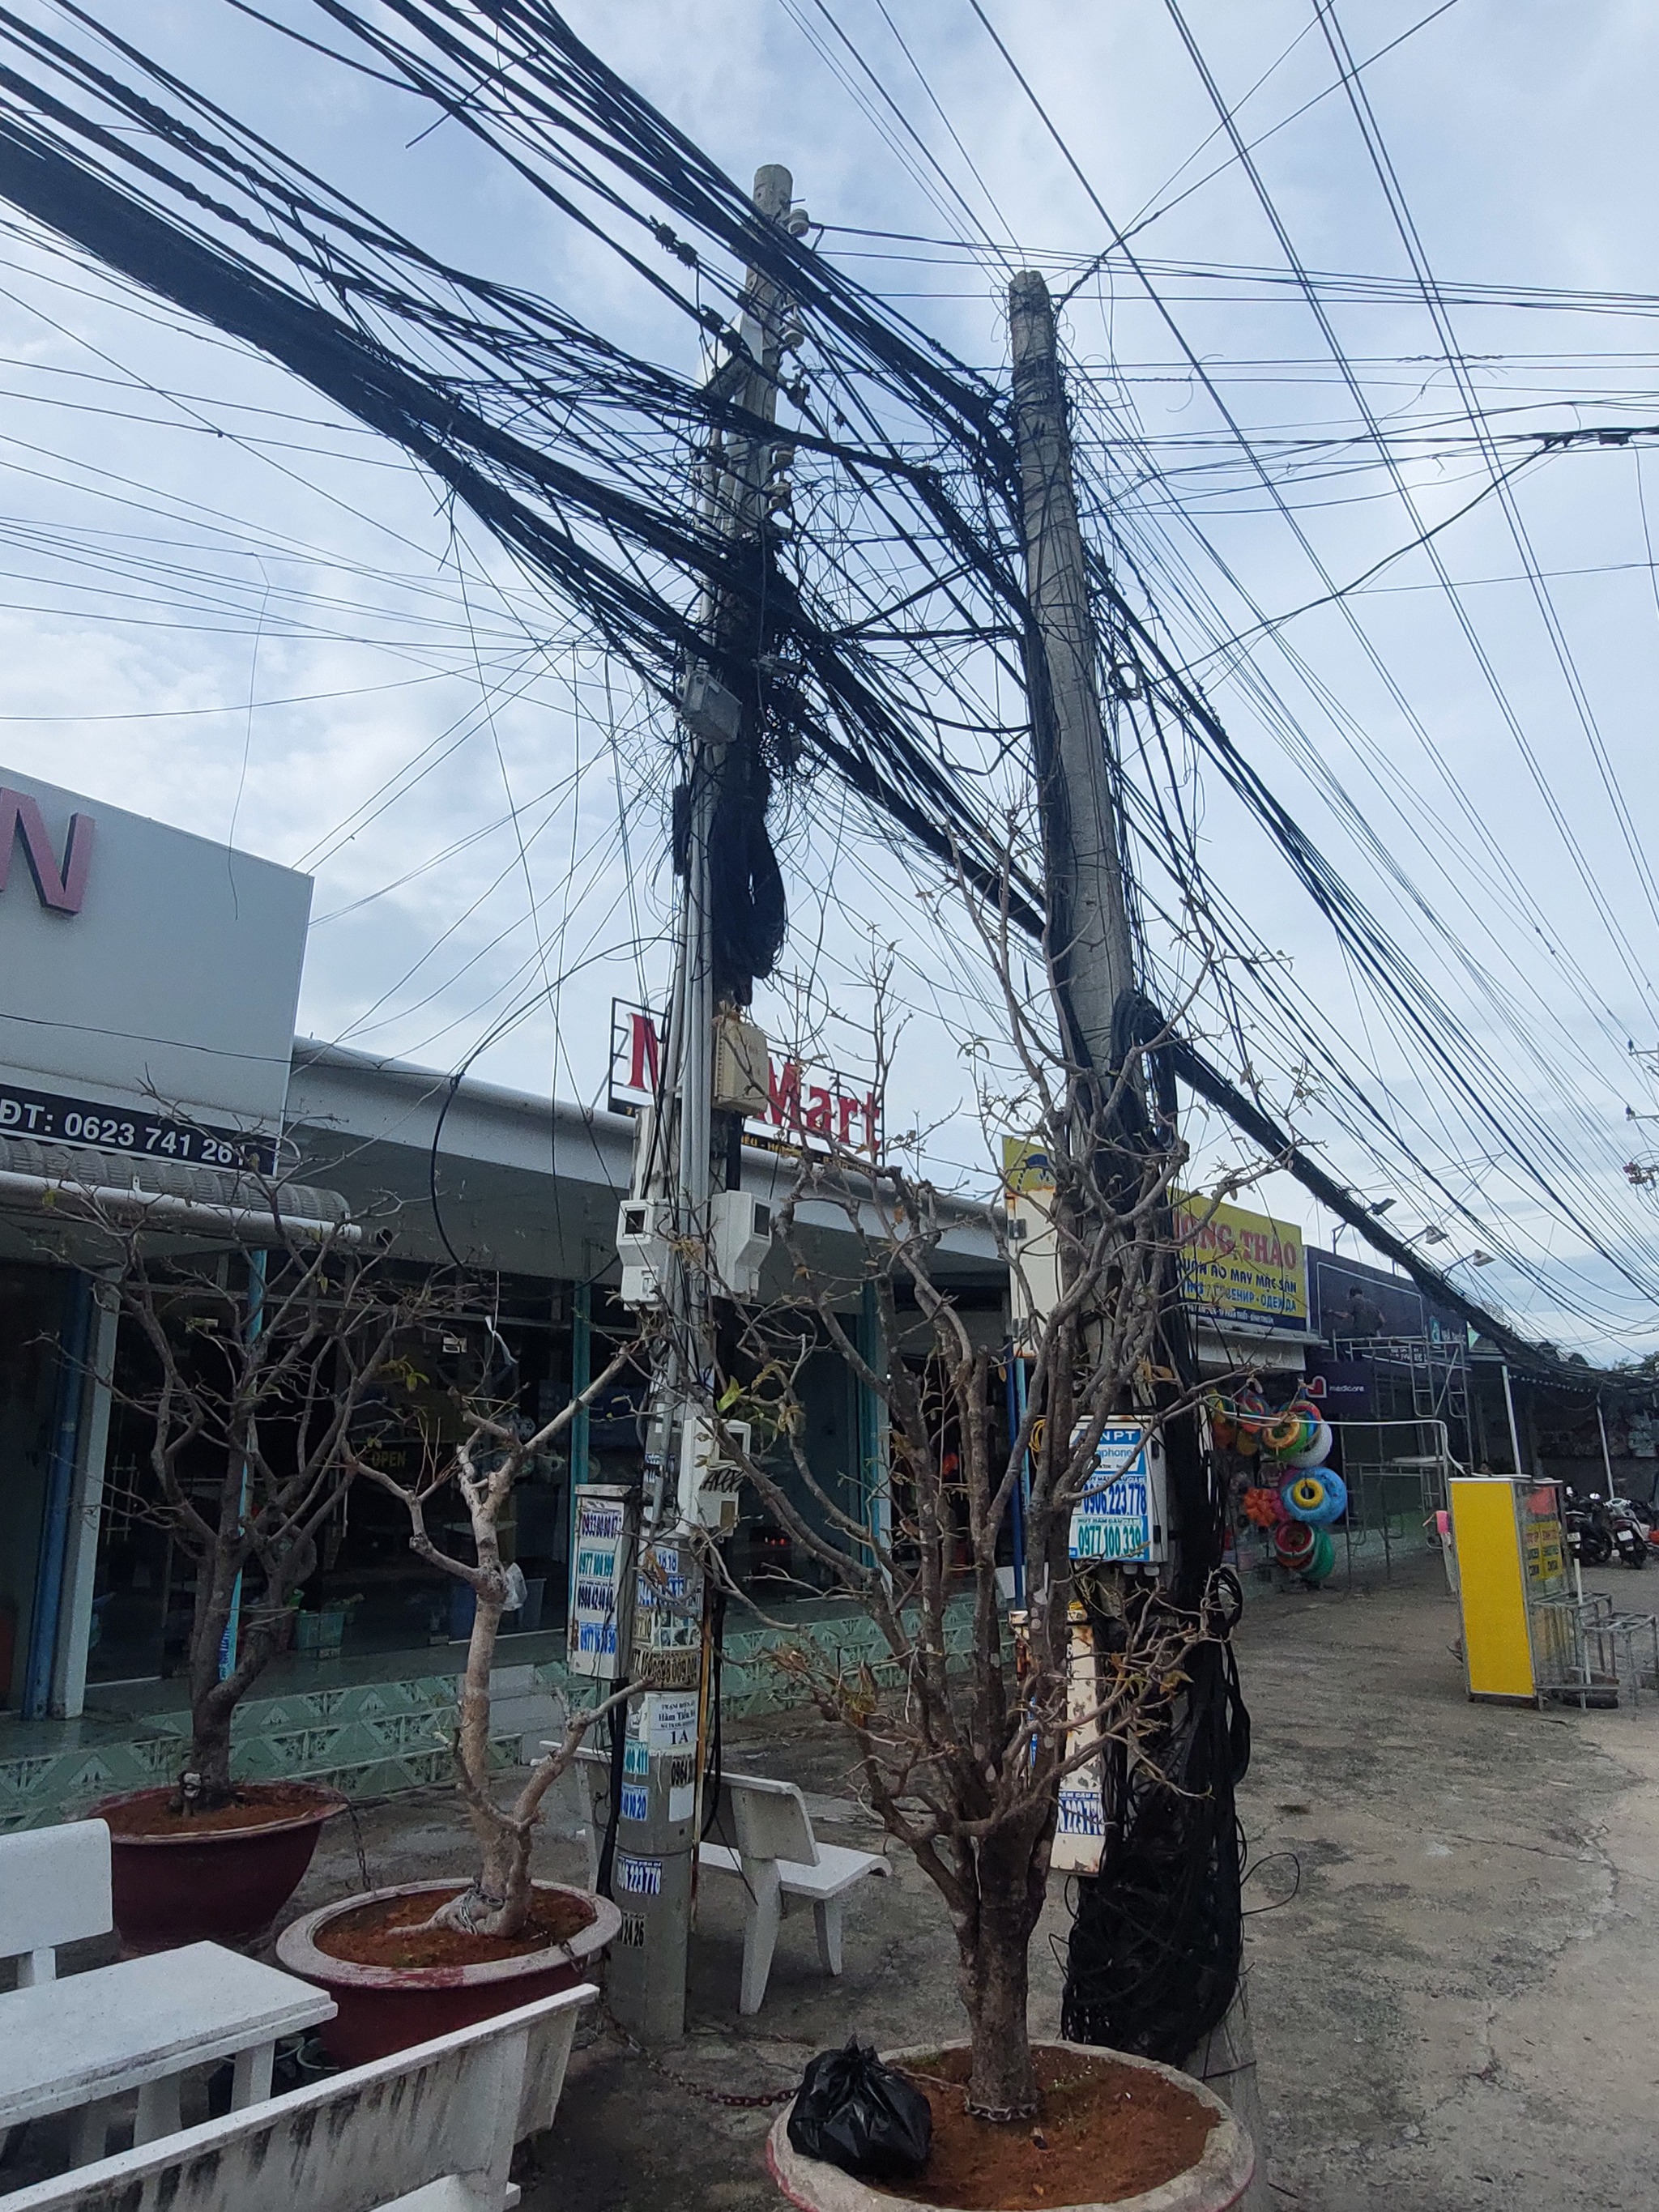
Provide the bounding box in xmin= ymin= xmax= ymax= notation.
xmin=1173 ymin=1194 xmax=1307 ymax=1329
xmin=1000 ymin=1145 xmax=1307 ymax=1328
xmin=1450 ymin=1477 xmax=1570 ymax=1704
xmin=1002 ymin=1136 xmax=1055 ymax=1195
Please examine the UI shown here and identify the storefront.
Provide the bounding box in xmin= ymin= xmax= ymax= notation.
xmin=0 ymin=763 xmax=311 ymax=1720
xmin=0 ymin=770 xmax=1009 ymax=1720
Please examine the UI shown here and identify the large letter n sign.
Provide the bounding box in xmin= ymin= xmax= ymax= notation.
xmin=0 ymin=788 xmax=94 ymax=914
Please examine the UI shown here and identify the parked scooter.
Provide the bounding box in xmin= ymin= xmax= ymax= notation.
xmin=1566 ymin=1495 xmax=1612 ymax=1565
xmin=1567 ymin=1491 xmax=1648 ymax=1568
xmin=1614 ymin=1495 xmax=1659 ymax=1561
xmin=1610 ymin=1500 xmax=1649 ymax=1569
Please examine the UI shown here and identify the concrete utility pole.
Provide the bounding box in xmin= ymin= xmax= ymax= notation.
xmin=1008 ymin=269 xmax=1268 ymax=2208
xmin=1008 ymin=270 xmax=1138 ymax=1078
xmin=608 ymin=165 xmax=804 ymax=2044
xmin=688 ymin=158 xmax=797 ymax=1208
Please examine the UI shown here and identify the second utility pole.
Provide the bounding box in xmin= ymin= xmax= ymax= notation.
xmin=1009 ymin=270 xmax=1138 ymax=1076
xmin=1007 ymin=268 xmax=1267 ymax=2210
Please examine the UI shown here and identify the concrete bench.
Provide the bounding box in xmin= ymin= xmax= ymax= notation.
xmin=0 ymin=1981 xmax=598 ymax=2212
xmin=0 ymin=1821 xmax=112 ymax=1988
xmin=2 ymin=1940 xmax=335 ymax=2163
xmin=575 ymin=1749 xmax=888 ymax=2014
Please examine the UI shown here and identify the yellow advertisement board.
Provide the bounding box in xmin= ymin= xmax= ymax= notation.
xmin=1173 ymin=1193 xmax=1307 ymax=1329
xmin=1000 ymin=1141 xmax=1306 ymax=1331
xmin=1002 ymin=1136 xmax=1054 ymax=1194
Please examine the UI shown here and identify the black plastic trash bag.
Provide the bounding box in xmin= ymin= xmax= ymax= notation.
xmin=787 ymin=2038 xmax=932 ymax=2180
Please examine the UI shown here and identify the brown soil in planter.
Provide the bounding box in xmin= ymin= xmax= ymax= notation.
xmin=100 ymin=1783 xmax=335 ymax=1837
xmin=316 ymin=1885 xmax=597 ymax=1970
xmin=876 ymin=2048 xmax=1217 ymax=2211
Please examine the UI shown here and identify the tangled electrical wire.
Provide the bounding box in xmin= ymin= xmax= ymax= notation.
xmin=0 ymin=0 xmax=1047 ymax=931
xmin=0 ymin=1 xmax=1650 ymax=1357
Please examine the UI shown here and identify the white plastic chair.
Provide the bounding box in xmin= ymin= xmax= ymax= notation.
xmin=574 ymin=1750 xmax=888 ymax=2014
xmin=0 ymin=1983 xmax=597 ymax=2212
xmin=0 ymin=1821 xmax=113 ymax=1988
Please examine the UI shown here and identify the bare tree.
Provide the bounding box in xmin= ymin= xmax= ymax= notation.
xmin=353 ymin=1333 xmax=642 ymax=1939
xmin=86 ymin=1200 xmax=410 ymax=1811
xmin=692 ymin=917 xmax=1261 ymax=2120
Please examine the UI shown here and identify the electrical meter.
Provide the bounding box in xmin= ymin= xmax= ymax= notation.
xmin=616 ymin=1196 xmax=673 ymax=1306
xmin=678 ymin=1413 xmax=752 ymax=1534
xmin=710 ymin=1188 xmax=772 ymax=1302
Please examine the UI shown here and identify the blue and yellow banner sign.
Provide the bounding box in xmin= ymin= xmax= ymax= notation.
xmin=1173 ymin=1194 xmax=1307 ymax=1331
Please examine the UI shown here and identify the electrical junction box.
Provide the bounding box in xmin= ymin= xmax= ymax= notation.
xmin=616 ymin=1196 xmax=674 ymax=1306
xmin=677 ymin=664 xmax=742 ymax=746
xmin=710 ymin=1187 xmax=772 ymax=1302
xmin=1068 ymin=1421 xmax=1168 ymax=1567
xmin=1007 ymin=1191 xmax=1062 ymax=1336
xmin=679 ymin=1413 xmax=752 ymax=1535
xmin=713 ymin=1012 xmax=770 ymax=1115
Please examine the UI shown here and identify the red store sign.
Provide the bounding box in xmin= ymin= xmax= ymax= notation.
xmin=608 ymin=1002 xmax=881 ymax=1158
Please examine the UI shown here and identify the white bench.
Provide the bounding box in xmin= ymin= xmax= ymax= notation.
xmin=2 ymin=1940 xmax=335 ymax=2162
xmin=0 ymin=1821 xmax=113 ymax=1988
xmin=574 ymin=1750 xmax=888 ymax=2014
xmin=0 ymin=1982 xmax=598 ymax=2212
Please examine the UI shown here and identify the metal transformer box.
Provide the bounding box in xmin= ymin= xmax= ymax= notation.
xmin=1448 ymin=1475 xmax=1572 ymax=1704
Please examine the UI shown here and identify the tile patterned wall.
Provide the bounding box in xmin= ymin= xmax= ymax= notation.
xmin=0 ymin=1599 xmax=982 ymax=1830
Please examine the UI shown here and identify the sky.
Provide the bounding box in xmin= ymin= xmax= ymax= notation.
xmin=2 ymin=2 xmax=1659 ymax=1352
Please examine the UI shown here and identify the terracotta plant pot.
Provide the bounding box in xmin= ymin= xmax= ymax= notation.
xmin=275 ymin=1878 xmax=622 ymax=2065
xmin=88 ymin=1780 xmax=348 ymax=1954
xmin=767 ymin=2039 xmax=1255 ymax=2212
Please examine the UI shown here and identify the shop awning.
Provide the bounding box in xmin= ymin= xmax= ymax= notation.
xmin=0 ymin=1132 xmax=359 ymax=1245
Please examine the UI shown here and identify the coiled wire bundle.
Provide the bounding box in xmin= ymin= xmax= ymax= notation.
xmin=1059 ymin=1626 xmax=1250 ymax=2063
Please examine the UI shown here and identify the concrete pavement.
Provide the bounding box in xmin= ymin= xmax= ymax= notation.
xmin=10 ymin=1541 xmax=1653 ymax=2210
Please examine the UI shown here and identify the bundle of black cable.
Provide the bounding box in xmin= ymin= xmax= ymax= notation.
xmin=1059 ymin=1634 xmax=1248 ymax=2063
xmin=1057 ymin=994 xmax=1255 ymax=2062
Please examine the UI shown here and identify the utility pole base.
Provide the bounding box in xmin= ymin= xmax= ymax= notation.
xmin=604 ymin=1832 xmax=695 ymax=2044
xmin=1181 ymin=1976 xmax=1270 ymax=2211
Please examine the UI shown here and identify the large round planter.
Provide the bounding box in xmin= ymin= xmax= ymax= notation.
xmin=87 ymin=1781 xmax=347 ymax=1954
xmin=275 ymin=1878 xmax=622 ymax=2065
xmin=767 ymin=2040 xmax=1254 ymax=2212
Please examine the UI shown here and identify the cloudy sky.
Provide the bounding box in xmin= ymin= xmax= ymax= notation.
xmin=2 ymin=1 xmax=1659 ymax=1351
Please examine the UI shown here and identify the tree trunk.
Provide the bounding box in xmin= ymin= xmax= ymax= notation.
xmin=958 ymin=1827 xmax=1044 ymax=2118
xmin=960 ymin=1906 xmax=1038 ymax=2117
xmin=185 ymin=1558 xmax=241 ymax=1810
xmin=424 ymin=1812 xmax=535 ymax=1938
xmin=186 ymin=1700 xmax=236 ymax=1808
xmin=419 ymin=1577 xmax=544 ymax=1939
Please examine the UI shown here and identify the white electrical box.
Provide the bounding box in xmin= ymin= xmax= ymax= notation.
xmin=1007 ymin=1190 xmax=1062 ymax=1337
xmin=713 ymin=1012 xmax=770 ymax=1114
xmin=710 ymin=1187 xmax=773 ymax=1302
xmin=677 ymin=664 xmax=742 ymax=745
xmin=678 ymin=1413 xmax=751 ymax=1535
xmin=616 ymin=1196 xmax=673 ymax=1306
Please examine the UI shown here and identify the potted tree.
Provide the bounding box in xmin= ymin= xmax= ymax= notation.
xmin=75 ymin=1183 xmax=411 ymax=1950
xmin=276 ymin=1327 xmax=639 ymax=2062
xmin=705 ymin=969 xmax=1260 ymax=2211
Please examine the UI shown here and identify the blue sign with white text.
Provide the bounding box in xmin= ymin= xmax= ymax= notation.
xmin=1070 ymin=1423 xmax=1158 ymax=1562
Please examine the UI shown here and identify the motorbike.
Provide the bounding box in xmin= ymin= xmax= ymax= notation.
xmin=1612 ymin=1502 xmax=1648 ymax=1569
xmin=1566 ymin=1496 xmax=1612 ymax=1565
xmin=1614 ymin=1495 xmax=1659 ymax=1560
xmin=1567 ymin=1492 xmax=1648 ymax=1569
